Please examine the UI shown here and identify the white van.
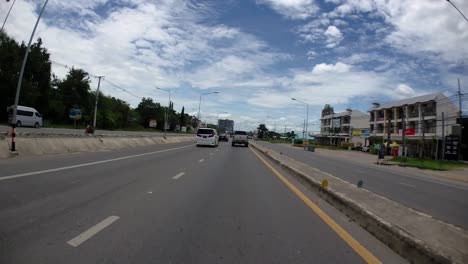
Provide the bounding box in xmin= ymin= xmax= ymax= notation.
xmin=7 ymin=105 xmax=43 ymax=128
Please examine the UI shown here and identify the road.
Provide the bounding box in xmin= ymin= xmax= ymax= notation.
xmin=0 ymin=141 xmax=405 ymax=263
xmin=257 ymin=142 xmax=468 ymax=229
xmin=0 ymin=125 xmax=187 ymax=137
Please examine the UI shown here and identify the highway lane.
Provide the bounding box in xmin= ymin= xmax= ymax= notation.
xmin=257 ymin=142 xmax=468 ymax=229
xmin=0 ymin=124 xmax=188 ymax=137
xmin=0 ymin=141 xmax=406 ymax=263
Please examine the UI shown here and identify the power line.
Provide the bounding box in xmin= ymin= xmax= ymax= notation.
xmin=446 ymin=0 xmax=468 ymax=23
xmin=102 ymin=79 xmax=142 ymax=99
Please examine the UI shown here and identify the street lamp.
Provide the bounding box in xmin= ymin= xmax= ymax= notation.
xmin=197 ymin=91 xmax=219 ymax=127
xmin=1 ymin=0 xmax=17 ymax=32
xmin=292 ymin=98 xmax=309 ymax=140
xmin=156 ymin=87 xmax=172 ymax=132
xmin=10 ymin=0 xmax=49 ymax=151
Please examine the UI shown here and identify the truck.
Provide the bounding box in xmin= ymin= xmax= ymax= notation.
xmin=232 ymin=130 xmax=248 ymax=147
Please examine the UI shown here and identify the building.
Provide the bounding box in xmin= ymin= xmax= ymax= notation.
xmin=317 ymin=109 xmax=369 ymax=146
xmin=368 ymin=92 xmax=459 ymax=158
xmin=218 ymin=119 xmax=234 ymax=133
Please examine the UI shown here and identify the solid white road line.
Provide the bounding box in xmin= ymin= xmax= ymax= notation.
xmin=67 ymin=216 xmax=120 ymax=247
xmin=199 ymin=159 xmax=205 ymax=163
xmin=399 ymin=182 xmax=416 ymax=188
xmin=0 ymin=144 xmax=193 ymax=182
xmin=172 ymin=172 xmax=185 ymax=180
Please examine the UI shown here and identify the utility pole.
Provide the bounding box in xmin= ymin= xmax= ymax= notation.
xmin=457 ymin=78 xmax=463 ymax=160
xmin=402 ymin=117 xmax=406 ymax=157
xmin=330 ymin=114 xmax=333 ymax=145
xmin=93 ymin=76 xmax=104 ymax=128
xmin=387 ymin=117 xmax=391 ymax=155
xmin=442 ymin=112 xmax=445 ymax=160
xmin=420 ymin=112 xmax=425 ymax=159
xmin=10 ymin=0 xmax=49 ymax=152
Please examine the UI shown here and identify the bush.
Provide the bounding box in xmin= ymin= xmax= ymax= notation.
xmin=293 ymin=139 xmax=303 ymax=145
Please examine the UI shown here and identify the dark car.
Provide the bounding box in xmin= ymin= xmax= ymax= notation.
xmin=219 ymin=133 xmax=229 ymax=142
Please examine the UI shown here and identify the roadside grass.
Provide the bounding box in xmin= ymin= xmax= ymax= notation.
xmin=391 ymin=157 xmax=468 ymax=171
xmin=38 ymin=122 xmax=193 ymax=134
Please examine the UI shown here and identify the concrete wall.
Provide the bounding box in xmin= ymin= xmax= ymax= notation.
xmin=0 ymin=136 xmax=195 ymax=158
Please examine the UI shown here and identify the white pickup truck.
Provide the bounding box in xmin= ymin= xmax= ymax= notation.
xmin=232 ymin=131 xmax=248 ymax=147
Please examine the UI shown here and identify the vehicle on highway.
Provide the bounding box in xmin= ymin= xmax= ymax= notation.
xmin=219 ymin=133 xmax=229 ymax=142
xmin=196 ymin=128 xmax=219 ymax=147
xmin=7 ymin=105 xmax=43 ymax=128
xmin=232 ymin=130 xmax=248 ymax=147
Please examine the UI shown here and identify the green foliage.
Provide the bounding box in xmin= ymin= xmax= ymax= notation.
xmin=391 ymin=157 xmax=468 ymax=171
xmin=293 ymin=139 xmax=303 ymax=145
xmin=257 ymin=124 xmax=268 ymax=139
xmin=0 ymin=31 xmax=190 ymax=131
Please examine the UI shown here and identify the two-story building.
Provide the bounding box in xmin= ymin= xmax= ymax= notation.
xmin=317 ymin=109 xmax=369 ymax=145
xmin=368 ymin=92 xmax=459 ymax=158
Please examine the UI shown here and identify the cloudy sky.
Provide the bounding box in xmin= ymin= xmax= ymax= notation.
xmin=1 ymin=0 xmax=467 ymax=132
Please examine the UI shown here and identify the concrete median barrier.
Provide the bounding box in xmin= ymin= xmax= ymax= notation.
xmin=1 ymin=135 xmax=195 ymax=158
xmin=250 ymin=141 xmax=468 ymax=264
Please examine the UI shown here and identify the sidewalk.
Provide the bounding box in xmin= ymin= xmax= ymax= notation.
xmin=294 ymin=145 xmax=468 ymax=185
xmin=251 ymin=142 xmax=468 ymax=264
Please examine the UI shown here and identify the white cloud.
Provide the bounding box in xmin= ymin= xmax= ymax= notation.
xmin=312 ymin=62 xmax=350 ymax=74
xmin=324 ymin=25 xmax=343 ymax=47
xmin=257 ymin=0 xmax=319 ymax=20
xmin=394 ymin=84 xmax=416 ymax=98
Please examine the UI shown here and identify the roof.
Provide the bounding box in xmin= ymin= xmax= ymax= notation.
xmin=322 ymin=110 xmax=368 ymax=119
xmin=369 ymin=92 xmax=448 ymax=111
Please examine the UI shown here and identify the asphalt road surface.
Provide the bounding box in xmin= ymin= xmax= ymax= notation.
xmin=258 ymin=142 xmax=468 ymax=229
xmin=0 ymin=124 xmax=187 ymax=137
xmin=0 ymin=141 xmax=406 ymax=263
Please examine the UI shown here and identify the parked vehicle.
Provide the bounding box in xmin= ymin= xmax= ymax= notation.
xmin=219 ymin=133 xmax=229 ymax=142
xmin=7 ymin=105 xmax=43 ymax=128
xmin=232 ymin=130 xmax=248 ymax=147
xmin=196 ymin=128 xmax=219 ymax=147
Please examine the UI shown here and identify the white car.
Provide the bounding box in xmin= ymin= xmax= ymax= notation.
xmin=196 ymin=128 xmax=219 ymax=147
xmin=7 ymin=105 xmax=43 ymax=128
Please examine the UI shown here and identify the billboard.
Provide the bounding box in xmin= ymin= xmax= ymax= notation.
xmin=69 ymin=108 xmax=82 ymax=120
xmin=148 ymin=119 xmax=157 ymax=128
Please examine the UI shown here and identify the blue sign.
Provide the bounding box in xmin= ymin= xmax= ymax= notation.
xmin=69 ymin=108 xmax=82 ymax=120
xmin=361 ymin=129 xmax=370 ymax=136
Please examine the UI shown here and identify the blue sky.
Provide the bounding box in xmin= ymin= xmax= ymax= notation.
xmin=1 ymin=0 xmax=467 ymax=132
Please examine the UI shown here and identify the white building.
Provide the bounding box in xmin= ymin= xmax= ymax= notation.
xmin=318 ymin=109 xmax=369 ymax=145
xmin=368 ymin=92 xmax=459 ymax=157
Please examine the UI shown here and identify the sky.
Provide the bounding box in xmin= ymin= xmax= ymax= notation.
xmin=1 ymin=0 xmax=467 ymax=133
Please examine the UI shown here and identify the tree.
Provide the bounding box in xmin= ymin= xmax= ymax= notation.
xmin=322 ymin=104 xmax=334 ymax=117
xmin=180 ymin=106 xmax=185 ymax=126
xmin=135 ymin=97 xmax=164 ymax=128
xmin=257 ymin=124 xmax=268 ymax=139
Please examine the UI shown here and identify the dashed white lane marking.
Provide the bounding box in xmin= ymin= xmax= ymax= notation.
xmin=172 ymin=172 xmax=185 ymax=180
xmin=0 ymin=145 xmax=192 ymax=182
xmin=399 ymin=182 xmax=416 ymax=188
xmin=67 ymin=216 xmax=120 ymax=247
xmin=147 ymin=191 xmax=153 ymax=194
xmin=199 ymin=159 xmax=205 ymax=163
xmin=209 ymin=152 xmax=214 ymax=155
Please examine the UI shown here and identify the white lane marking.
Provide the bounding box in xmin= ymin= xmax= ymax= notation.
xmin=199 ymin=159 xmax=205 ymax=163
xmin=172 ymin=172 xmax=185 ymax=180
xmin=147 ymin=191 xmax=153 ymax=194
xmin=67 ymin=216 xmax=119 ymax=247
xmin=209 ymin=152 xmax=214 ymax=155
xmin=399 ymin=182 xmax=416 ymax=188
xmin=0 ymin=144 xmax=193 ymax=182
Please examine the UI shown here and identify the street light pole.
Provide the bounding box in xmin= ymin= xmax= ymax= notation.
xmin=197 ymin=91 xmax=219 ymax=128
xmin=1 ymin=0 xmax=17 ymax=32
xmin=156 ymin=87 xmax=172 ymax=132
xmin=292 ymin=98 xmax=309 ymax=139
xmin=10 ymin=0 xmax=49 ymax=151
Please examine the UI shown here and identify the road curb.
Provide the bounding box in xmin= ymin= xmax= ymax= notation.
xmin=251 ymin=142 xmax=467 ymax=264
